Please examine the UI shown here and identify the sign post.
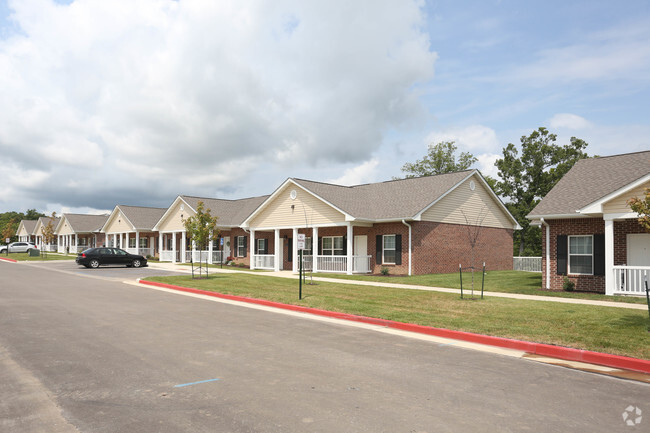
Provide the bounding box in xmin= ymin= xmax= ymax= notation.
xmin=5 ymin=238 xmax=9 ymax=256
xmin=220 ymin=237 xmax=224 ymax=269
xmin=297 ymin=234 xmax=306 ymax=300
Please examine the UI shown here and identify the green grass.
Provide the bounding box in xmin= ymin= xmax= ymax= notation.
xmin=0 ymin=252 xmax=77 ymax=261
xmin=311 ymin=270 xmax=648 ymax=305
xmin=145 ymin=273 xmax=650 ymax=360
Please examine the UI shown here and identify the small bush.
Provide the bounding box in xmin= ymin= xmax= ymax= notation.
xmin=380 ymin=267 xmax=390 ymax=276
xmin=563 ymin=277 xmax=575 ymax=292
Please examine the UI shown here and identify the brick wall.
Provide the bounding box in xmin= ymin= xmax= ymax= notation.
xmin=541 ymin=218 xmax=645 ymax=293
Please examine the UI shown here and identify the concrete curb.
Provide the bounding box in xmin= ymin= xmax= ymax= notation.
xmin=139 ymin=279 xmax=650 ymax=374
xmin=0 ymin=257 xmax=18 ymax=263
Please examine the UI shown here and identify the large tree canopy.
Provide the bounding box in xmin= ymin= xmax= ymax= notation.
xmin=628 ymin=188 xmax=650 ymax=233
xmin=400 ymin=141 xmax=477 ymax=178
xmin=0 ymin=209 xmax=45 ymax=244
xmin=495 ymin=127 xmax=589 ymax=256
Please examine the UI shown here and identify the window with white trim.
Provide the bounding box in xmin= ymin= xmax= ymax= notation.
xmin=257 ymin=238 xmax=267 ymax=254
xmin=129 ymin=237 xmax=136 ymax=248
xmin=304 ymin=237 xmax=312 ymax=255
xmin=568 ymin=235 xmax=593 ymax=275
xmin=322 ymin=236 xmax=344 ymax=255
xmin=383 ymin=234 xmax=396 ymax=264
xmin=139 ymin=237 xmax=148 ymax=248
xmin=236 ymin=236 xmax=246 ymax=257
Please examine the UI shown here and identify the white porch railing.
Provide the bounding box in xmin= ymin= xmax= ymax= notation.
xmin=352 ymin=255 xmax=372 ymax=273
xmin=513 ymin=256 xmax=542 ymax=272
xmin=160 ymin=251 xmax=174 ymax=262
xmin=613 ymin=266 xmax=650 ymax=295
xmin=212 ymin=251 xmax=224 ymax=264
xmin=125 ymin=247 xmax=154 ymax=257
xmin=42 ymin=245 xmax=57 ymax=252
xmin=254 ymin=254 xmax=275 ymax=270
xmin=301 ymin=255 xmax=372 ymax=273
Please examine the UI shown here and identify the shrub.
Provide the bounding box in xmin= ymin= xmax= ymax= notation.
xmin=380 ymin=267 xmax=390 ymax=276
xmin=563 ymin=277 xmax=575 ymax=292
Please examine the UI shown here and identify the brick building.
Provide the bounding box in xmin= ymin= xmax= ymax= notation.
xmin=527 ymin=151 xmax=650 ymax=295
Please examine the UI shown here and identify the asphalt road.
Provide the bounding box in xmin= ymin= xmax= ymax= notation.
xmin=0 ymin=261 xmax=647 ymax=432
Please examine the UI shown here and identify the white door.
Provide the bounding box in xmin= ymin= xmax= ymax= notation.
xmin=278 ymin=239 xmax=284 ymax=270
xmin=224 ymin=236 xmax=231 ymax=258
xmin=354 ymin=235 xmax=368 ymax=273
xmin=627 ymin=234 xmax=650 ymax=266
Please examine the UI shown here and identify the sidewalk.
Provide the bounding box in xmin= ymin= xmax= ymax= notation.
xmin=147 ymin=262 xmax=648 ymax=311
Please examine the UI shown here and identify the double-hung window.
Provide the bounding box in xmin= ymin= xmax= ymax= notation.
xmin=568 ymin=235 xmax=593 ymax=275
xmin=237 ymin=236 xmax=246 ymax=257
xmin=322 ymin=236 xmax=344 ymax=255
xmin=257 ymin=238 xmax=267 ymax=254
xmin=383 ymin=234 xmax=396 ymax=264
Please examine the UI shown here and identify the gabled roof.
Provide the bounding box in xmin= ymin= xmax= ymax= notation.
xmin=56 ymin=213 xmax=109 ymax=234
xmin=243 ymin=170 xmax=518 ymax=228
xmin=528 ymin=151 xmax=650 ymax=219
xmin=180 ymin=195 xmax=270 ymax=226
xmin=35 ymin=216 xmax=60 ymax=232
xmin=16 ymin=219 xmax=37 ymax=235
xmin=102 ymin=205 xmax=167 ymax=232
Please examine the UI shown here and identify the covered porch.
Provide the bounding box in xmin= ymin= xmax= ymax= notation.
xmin=158 ymin=230 xmax=229 ymax=264
xmin=248 ymin=223 xmax=372 ymax=274
xmin=605 ymin=216 xmax=650 ymax=296
xmin=107 ymin=231 xmax=158 ymax=257
xmin=57 ymin=233 xmax=99 ymax=254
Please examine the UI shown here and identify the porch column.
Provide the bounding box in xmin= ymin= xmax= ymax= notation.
xmin=312 ymin=227 xmax=318 ymax=273
xmin=208 ymin=235 xmax=214 ymax=264
xmin=75 ymin=234 xmax=78 ymax=252
xmin=249 ymin=230 xmax=256 ymax=269
xmin=159 ymin=232 xmax=163 ymax=257
xmin=172 ymin=232 xmax=177 ymax=264
xmin=135 ymin=231 xmax=140 ymax=254
xmin=292 ymin=227 xmax=298 ymax=273
xmin=274 ymin=229 xmax=281 ymax=272
xmin=181 ymin=231 xmax=187 ymax=263
xmin=605 ymin=218 xmax=615 ymax=296
xmin=346 ymin=222 xmax=353 ymax=275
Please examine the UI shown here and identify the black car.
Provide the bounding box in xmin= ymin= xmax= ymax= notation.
xmin=76 ymin=247 xmax=148 ymax=269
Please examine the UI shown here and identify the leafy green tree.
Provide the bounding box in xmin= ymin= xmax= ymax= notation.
xmin=495 ymin=127 xmax=589 ymax=256
xmin=1 ymin=218 xmax=18 ymax=247
xmin=628 ymin=188 xmax=650 ymax=233
xmin=183 ymin=201 xmax=220 ymax=278
xmin=400 ymin=141 xmax=477 ymax=178
xmin=41 ymin=212 xmax=57 ymax=258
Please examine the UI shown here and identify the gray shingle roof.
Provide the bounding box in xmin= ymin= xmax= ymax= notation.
xmin=528 ymin=151 xmax=650 ymax=218
xmin=116 ymin=205 xmax=167 ymax=230
xmin=63 ymin=214 xmax=109 ymax=233
xmin=38 ymin=216 xmax=60 ymax=229
xmin=19 ymin=220 xmax=37 ymax=234
xmin=292 ymin=170 xmax=473 ymax=220
xmin=181 ymin=195 xmax=269 ymax=226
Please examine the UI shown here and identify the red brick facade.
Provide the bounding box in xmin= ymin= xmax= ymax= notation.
xmin=229 ymin=222 xmax=513 ymax=275
xmin=541 ymin=218 xmax=645 ymax=293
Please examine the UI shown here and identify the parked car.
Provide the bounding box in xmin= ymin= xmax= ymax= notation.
xmin=76 ymin=247 xmax=148 ymax=269
xmin=0 ymin=242 xmax=37 ymax=253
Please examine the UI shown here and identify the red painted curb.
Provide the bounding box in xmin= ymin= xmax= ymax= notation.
xmin=0 ymin=257 xmax=18 ymax=263
xmin=139 ymin=279 xmax=650 ymax=374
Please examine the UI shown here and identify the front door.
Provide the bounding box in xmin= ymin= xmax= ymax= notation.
xmin=224 ymin=236 xmax=231 ymax=259
xmin=354 ymin=235 xmax=368 ymax=273
xmin=627 ymin=234 xmax=650 ymax=266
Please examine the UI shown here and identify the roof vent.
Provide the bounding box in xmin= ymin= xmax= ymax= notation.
xmin=469 ymin=180 xmax=476 ymax=191
xmin=290 ymin=190 xmax=297 ymax=200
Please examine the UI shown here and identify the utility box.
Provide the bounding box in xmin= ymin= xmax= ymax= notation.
xmin=28 ymin=248 xmax=40 ymax=257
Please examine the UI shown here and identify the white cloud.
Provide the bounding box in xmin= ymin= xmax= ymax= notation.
xmin=548 ymin=113 xmax=593 ymax=131
xmin=328 ymin=158 xmax=380 ymax=186
xmin=0 ymin=0 xmax=436 ymax=211
xmin=476 ymin=153 xmax=500 ymax=179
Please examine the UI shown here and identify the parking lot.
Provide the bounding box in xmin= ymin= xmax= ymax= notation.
xmin=23 ymin=259 xmax=186 ymax=282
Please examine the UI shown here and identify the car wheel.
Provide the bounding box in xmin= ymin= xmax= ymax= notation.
xmin=132 ymin=259 xmax=142 ymax=268
xmin=89 ymin=259 xmax=100 ymax=269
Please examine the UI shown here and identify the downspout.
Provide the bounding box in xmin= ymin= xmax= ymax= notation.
xmin=401 ymin=220 xmax=412 ymax=276
xmin=540 ymin=218 xmax=550 ymax=289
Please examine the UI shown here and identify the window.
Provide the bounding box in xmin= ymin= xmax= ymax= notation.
xmin=322 ymin=236 xmax=344 ymax=255
xmin=237 ymin=236 xmax=246 ymax=257
xmin=257 ymin=238 xmax=267 ymax=254
xmin=129 ymin=237 xmax=136 ymax=248
xmin=139 ymin=238 xmax=148 ymax=248
xmin=568 ymin=235 xmax=593 ymax=275
xmin=304 ymin=237 xmax=312 ymax=255
xmin=383 ymin=234 xmax=396 ymax=264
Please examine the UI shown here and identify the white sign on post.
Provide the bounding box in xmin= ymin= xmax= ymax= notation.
xmin=297 ymin=234 xmax=306 ymax=250
xmin=5 ymin=238 xmax=9 ymax=243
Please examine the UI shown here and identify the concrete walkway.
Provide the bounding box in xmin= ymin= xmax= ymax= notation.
xmin=147 ymin=262 xmax=648 ymax=311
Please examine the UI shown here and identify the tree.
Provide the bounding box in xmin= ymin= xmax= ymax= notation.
xmin=41 ymin=212 xmax=57 ymax=259
xmin=400 ymin=141 xmax=477 ymax=178
xmin=628 ymin=188 xmax=650 ymax=233
xmin=183 ymin=201 xmax=220 ymax=278
xmin=495 ymin=127 xmax=589 ymax=256
xmin=1 ymin=218 xmax=17 ymax=250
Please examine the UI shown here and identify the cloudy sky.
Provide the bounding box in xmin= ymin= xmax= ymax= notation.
xmin=1 ymin=0 xmax=649 ymax=214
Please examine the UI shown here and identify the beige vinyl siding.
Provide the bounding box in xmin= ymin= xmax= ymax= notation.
xmin=17 ymin=225 xmax=30 ymax=237
xmin=421 ymin=175 xmax=513 ymax=229
xmin=57 ymin=219 xmax=75 ymax=235
xmin=33 ymin=221 xmax=44 ymax=235
xmin=602 ymin=181 xmax=650 ymax=214
xmin=157 ymin=201 xmax=195 ymax=232
xmin=104 ymin=212 xmax=134 ymax=233
xmin=250 ymin=184 xmax=345 ymax=228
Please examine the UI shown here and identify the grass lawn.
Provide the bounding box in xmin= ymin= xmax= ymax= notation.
xmin=312 ymin=270 xmax=648 ymax=305
xmin=144 ymin=273 xmax=650 ymax=360
xmin=0 ymin=252 xmax=77 ymax=261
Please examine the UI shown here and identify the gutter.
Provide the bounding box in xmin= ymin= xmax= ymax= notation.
xmin=401 ymin=220 xmax=412 ymax=276
xmin=540 ymin=218 xmax=550 ymax=289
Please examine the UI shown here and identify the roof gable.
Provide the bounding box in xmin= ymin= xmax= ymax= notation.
xmin=528 ymin=151 xmax=650 ymax=219
xmin=56 ymin=213 xmax=109 ymax=234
